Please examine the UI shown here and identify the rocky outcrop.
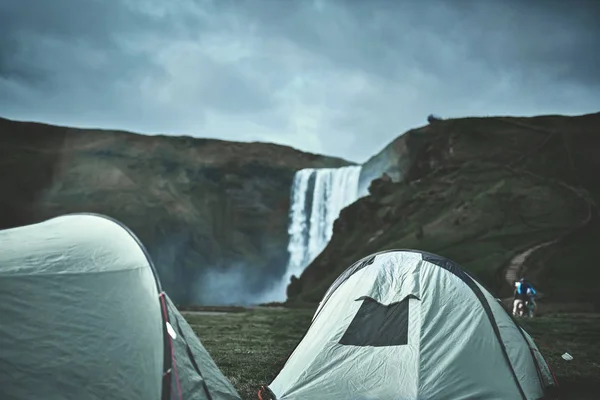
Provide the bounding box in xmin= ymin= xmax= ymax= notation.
xmin=290 ymin=112 xmax=600 ymax=306
xmin=0 ymin=117 xmax=353 ymax=305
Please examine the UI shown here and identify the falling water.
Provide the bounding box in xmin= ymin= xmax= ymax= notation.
xmin=259 ymin=165 xmax=362 ymax=302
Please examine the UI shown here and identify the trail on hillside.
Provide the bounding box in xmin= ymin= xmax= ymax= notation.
xmin=504 ymin=177 xmax=594 ymax=287
xmin=501 ymin=120 xmax=597 ymax=289
xmin=505 ymin=241 xmax=556 ymax=286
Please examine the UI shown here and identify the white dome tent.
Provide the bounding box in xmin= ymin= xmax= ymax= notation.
xmin=0 ymin=214 xmax=241 ymax=400
xmin=262 ymin=250 xmax=558 ymax=400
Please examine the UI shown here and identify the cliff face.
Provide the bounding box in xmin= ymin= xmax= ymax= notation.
xmin=0 ymin=117 xmax=352 ymax=305
xmin=357 ymin=125 xmax=425 ymax=194
xmin=289 ymin=112 xmax=600 ymax=306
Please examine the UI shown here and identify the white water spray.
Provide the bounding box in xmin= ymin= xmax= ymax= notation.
xmin=259 ymin=165 xmax=362 ymax=302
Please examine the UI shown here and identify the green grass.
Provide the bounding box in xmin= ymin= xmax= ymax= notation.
xmin=519 ymin=314 xmax=600 ymax=399
xmin=184 ymin=307 xmax=313 ymax=399
xmin=185 ymin=307 xmax=600 ymax=400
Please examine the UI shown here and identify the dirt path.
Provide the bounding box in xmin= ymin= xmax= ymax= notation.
xmin=180 ymin=306 xmax=286 ymax=316
xmin=505 ymin=240 xmax=556 ymax=286
xmin=503 ymin=178 xmax=594 ymax=288
xmin=499 ymin=121 xmax=597 ymax=288
xmin=182 ymin=310 xmax=232 ymax=316
xmin=503 ymin=183 xmax=593 ymax=289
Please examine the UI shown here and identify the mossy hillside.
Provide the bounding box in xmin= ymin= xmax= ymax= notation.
xmin=290 ymin=113 xmax=600 ymax=305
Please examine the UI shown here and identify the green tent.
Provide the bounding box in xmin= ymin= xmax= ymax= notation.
xmin=0 ymin=213 xmax=241 ymax=400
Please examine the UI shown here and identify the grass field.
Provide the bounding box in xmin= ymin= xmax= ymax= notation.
xmin=184 ymin=307 xmax=600 ymax=400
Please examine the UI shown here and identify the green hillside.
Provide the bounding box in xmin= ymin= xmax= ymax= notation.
xmin=289 ymin=113 xmax=600 ymax=306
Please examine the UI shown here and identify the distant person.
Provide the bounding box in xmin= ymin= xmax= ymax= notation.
xmin=513 ymin=280 xmax=525 ymax=316
xmin=526 ymin=285 xmax=538 ymax=317
xmin=427 ymin=114 xmax=443 ymax=123
xmin=513 ymin=278 xmax=537 ymax=317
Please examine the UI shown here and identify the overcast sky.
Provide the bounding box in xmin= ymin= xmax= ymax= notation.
xmin=1 ymin=0 xmax=599 ymax=162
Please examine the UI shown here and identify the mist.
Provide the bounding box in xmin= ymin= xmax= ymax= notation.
xmin=192 ymin=263 xmax=289 ymax=306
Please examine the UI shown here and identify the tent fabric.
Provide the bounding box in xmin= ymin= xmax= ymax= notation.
xmin=0 ymin=214 xmax=241 ymax=400
xmin=0 ymin=213 xmax=152 ymax=275
xmin=267 ymin=250 xmax=558 ymax=400
xmin=164 ymin=295 xmax=241 ymax=400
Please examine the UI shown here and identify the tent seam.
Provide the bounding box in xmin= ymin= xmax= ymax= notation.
xmin=0 ymin=265 xmax=150 ymax=278
xmin=420 ymin=256 xmax=528 ymax=400
xmin=64 ymin=212 xmax=162 ymax=291
xmin=417 ymin=259 xmax=424 ymax=399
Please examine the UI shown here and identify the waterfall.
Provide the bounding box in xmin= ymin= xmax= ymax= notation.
xmin=259 ymin=165 xmax=362 ymax=302
xmin=287 ymin=166 xmax=362 ymax=277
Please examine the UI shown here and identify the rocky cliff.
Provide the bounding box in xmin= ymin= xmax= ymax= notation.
xmin=289 ymin=112 xmax=600 ymax=306
xmin=0 ymin=117 xmax=353 ymax=305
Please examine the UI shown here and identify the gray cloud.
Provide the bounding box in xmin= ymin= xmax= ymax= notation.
xmin=1 ymin=0 xmax=599 ymax=162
